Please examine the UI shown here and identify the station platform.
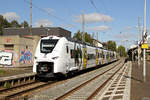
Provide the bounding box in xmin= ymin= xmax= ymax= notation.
xmin=131 ymin=61 xmax=150 ymax=100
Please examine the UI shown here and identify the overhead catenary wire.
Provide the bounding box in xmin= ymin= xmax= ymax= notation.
xmin=90 ymin=0 xmax=101 ymax=13
xmin=89 ymin=0 xmax=109 ymax=14
xmin=89 ymin=0 xmax=115 ymax=42
xmin=24 ymin=0 xmax=75 ymax=27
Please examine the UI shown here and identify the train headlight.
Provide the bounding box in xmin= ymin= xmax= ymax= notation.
xmin=52 ymin=56 xmax=59 ymax=60
xmin=34 ymin=56 xmax=37 ymax=59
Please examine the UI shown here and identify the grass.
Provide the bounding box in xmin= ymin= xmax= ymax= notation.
xmin=5 ymin=82 xmax=11 ymax=88
xmin=0 ymin=69 xmax=11 ymax=88
xmin=0 ymin=69 xmax=6 ymax=75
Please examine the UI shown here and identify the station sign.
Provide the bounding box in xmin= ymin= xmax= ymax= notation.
xmin=141 ymin=43 xmax=149 ymax=49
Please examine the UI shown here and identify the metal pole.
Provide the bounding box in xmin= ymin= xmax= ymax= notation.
xmin=138 ymin=16 xmax=141 ymax=66
xmin=143 ymin=0 xmax=146 ymax=82
xmin=97 ymin=32 xmax=98 ymax=47
xmin=97 ymin=32 xmax=98 ymax=41
xmin=82 ymin=11 xmax=85 ymax=42
xmin=30 ymin=0 xmax=32 ymax=35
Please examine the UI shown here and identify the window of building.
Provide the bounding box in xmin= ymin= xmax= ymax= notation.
xmin=4 ymin=44 xmax=14 ymax=50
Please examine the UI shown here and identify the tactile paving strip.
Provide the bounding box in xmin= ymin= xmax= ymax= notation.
xmin=95 ymin=61 xmax=132 ymax=100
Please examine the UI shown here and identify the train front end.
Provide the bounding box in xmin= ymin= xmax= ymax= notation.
xmin=33 ymin=36 xmax=61 ymax=78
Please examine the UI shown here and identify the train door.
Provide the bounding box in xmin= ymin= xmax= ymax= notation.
xmin=104 ymin=51 xmax=107 ymax=63
xmin=100 ymin=49 xmax=103 ymax=65
xmin=74 ymin=43 xmax=82 ymax=69
xmin=74 ymin=42 xmax=79 ymax=69
xmin=77 ymin=44 xmax=82 ymax=70
xmin=83 ymin=46 xmax=87 ymax=68
xmin=102 ymin=50 xmax=104 ymax=64
xmin=96 ymin=49 xmax=98 ymax=65
xmin=65 ymin=43 xmax=70 ymax=72
xmin=98 ymin=49 xmax=101 ymax=65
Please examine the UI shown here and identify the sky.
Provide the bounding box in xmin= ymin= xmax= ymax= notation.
xmin=0 ymin=0 xmax=150 ymax=49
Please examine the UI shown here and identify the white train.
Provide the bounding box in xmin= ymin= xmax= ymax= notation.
xmin=33 ymin=36 xmax=116 ymax=78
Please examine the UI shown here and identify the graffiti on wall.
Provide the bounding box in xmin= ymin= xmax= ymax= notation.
xmin=0 ymin=51 xmax=13 ymax=65
xmin=19 ymin=50 xmax=32 ymax=64
xmin=0 ymin=49 xmax=18 ymax=66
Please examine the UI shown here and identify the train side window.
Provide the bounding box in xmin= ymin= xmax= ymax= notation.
xmin=99 ymin=53 xmax=101 ymax=58
xmin=87 ymin=54 xmax=95 ymax=60
xmin=97 ymin=53 xmax=99 ymax=58
xmin=70 ymin=49 xmax=75 ymax=58
xmin=66 ymin=46 xmax=69 ymax=53
xmin=102 ymin=51 xmax=104 ymax=58
xmin=79 ymin=49 xmax=82 ymax=58
xmin=106 ymin=53 xmax=109 ymax=59
xmin=101 ymin=53 xmax=103 ymax=58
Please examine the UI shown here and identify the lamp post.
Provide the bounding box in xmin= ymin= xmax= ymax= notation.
xmin=143 ymin=0 xmax=147 ymax=82
xmin=44 ymin=27 xmax=50 ymax=36
xmin=47 ymin=28 xmax=50 ymax=36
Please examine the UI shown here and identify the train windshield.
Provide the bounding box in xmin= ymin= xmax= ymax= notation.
xmin=40 ymin=39 xmax=58 ymax=53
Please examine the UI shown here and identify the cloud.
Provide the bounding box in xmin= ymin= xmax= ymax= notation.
xmin=124 ymin=26 xmax=132 ymax=30
xmin=59 ymin=24 xmax=76 ymax=28
xmin=34 ymin=19 xmax=53 ymax=27
xmin=43 ymin=8 xmax=55 ymax=14
xmin=73 ymin=13 xmax=113 ymax=23
xmin=146 ymin=27 xmax=150 ymax=32
xmin=86 ymin=25 xmax=110 ymax=31
xmin=115 ymin=32 xmax=137 ymax=39
xmin=2 ymin=12 xmax=20 ymax=21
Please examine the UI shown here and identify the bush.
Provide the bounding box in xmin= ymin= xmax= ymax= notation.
xmin=5 ymin=82 xmax=11 ymax=88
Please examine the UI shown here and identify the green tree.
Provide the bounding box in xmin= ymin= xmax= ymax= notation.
xmin=0 ymin=15 xmax=11 ymax=35
xmin=73 ymin=30 xmax=93 ymax=44
xmin=102 ymin=42 xmax=107 ymax=49
xmin=117 ymin=45 xmax=127 ymax=57
xmin=40 ymin=25 xmax=43 ymax=27
xmin=73 ymin=30 xmax=82 ymax=41
xmin=10 ymin=20 xmax=21 ymax=28
xmin=21 ymin=21 xmax=29 ymax=28
xmin=107 ymin=41 xmax=116 ymax=51
xmin=84 ymin=32 xmax=93 ymax=44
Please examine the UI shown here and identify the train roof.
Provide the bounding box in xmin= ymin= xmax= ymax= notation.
xmin=66 ymin=37 xmax=104 ymax=49
xmin=41 ymin=36 xmax=61 ymax=40
xmin=40 ymin=36 xmax=116 ymax=52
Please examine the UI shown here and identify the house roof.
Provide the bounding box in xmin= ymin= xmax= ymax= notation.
xmin=3 ymin=27 xmax=71 ymax=38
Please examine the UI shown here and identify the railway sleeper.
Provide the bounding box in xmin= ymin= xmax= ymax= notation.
xmin=0 ymin=76 xmax=36 ymax=89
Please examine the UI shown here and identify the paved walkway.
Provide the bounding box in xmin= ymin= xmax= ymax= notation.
xmin=131 ymin=61 xmax=150 ymax=100
xmin=96 ymin=61 xmax=131 ymax=100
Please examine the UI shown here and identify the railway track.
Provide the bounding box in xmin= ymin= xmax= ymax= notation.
xmin=0 ymin=81 xmax=50 ymax=100
xmin=0 ymin=60 xmax=123 ymax=100
xmin=0 ymin=79 xmax=71 ymax=100
xmin=27 ymin=60 xmax=124 ymax=100
xmin=55 ymin=60 xmax=125 ymax=100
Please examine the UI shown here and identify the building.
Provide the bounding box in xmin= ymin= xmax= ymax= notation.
xmin=0 ymin=27 xmax=71 ymax=67
xmin=0 ymin=35 xmax=34 ymax=67
xmin=3 ymin=27 xmax=71 ymax=38
xmin=92 ymin=39 xmax=103 ymax=48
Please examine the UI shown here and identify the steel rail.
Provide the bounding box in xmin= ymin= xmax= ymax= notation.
xmin=55 ymin=60 xmax=124 ymax=100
